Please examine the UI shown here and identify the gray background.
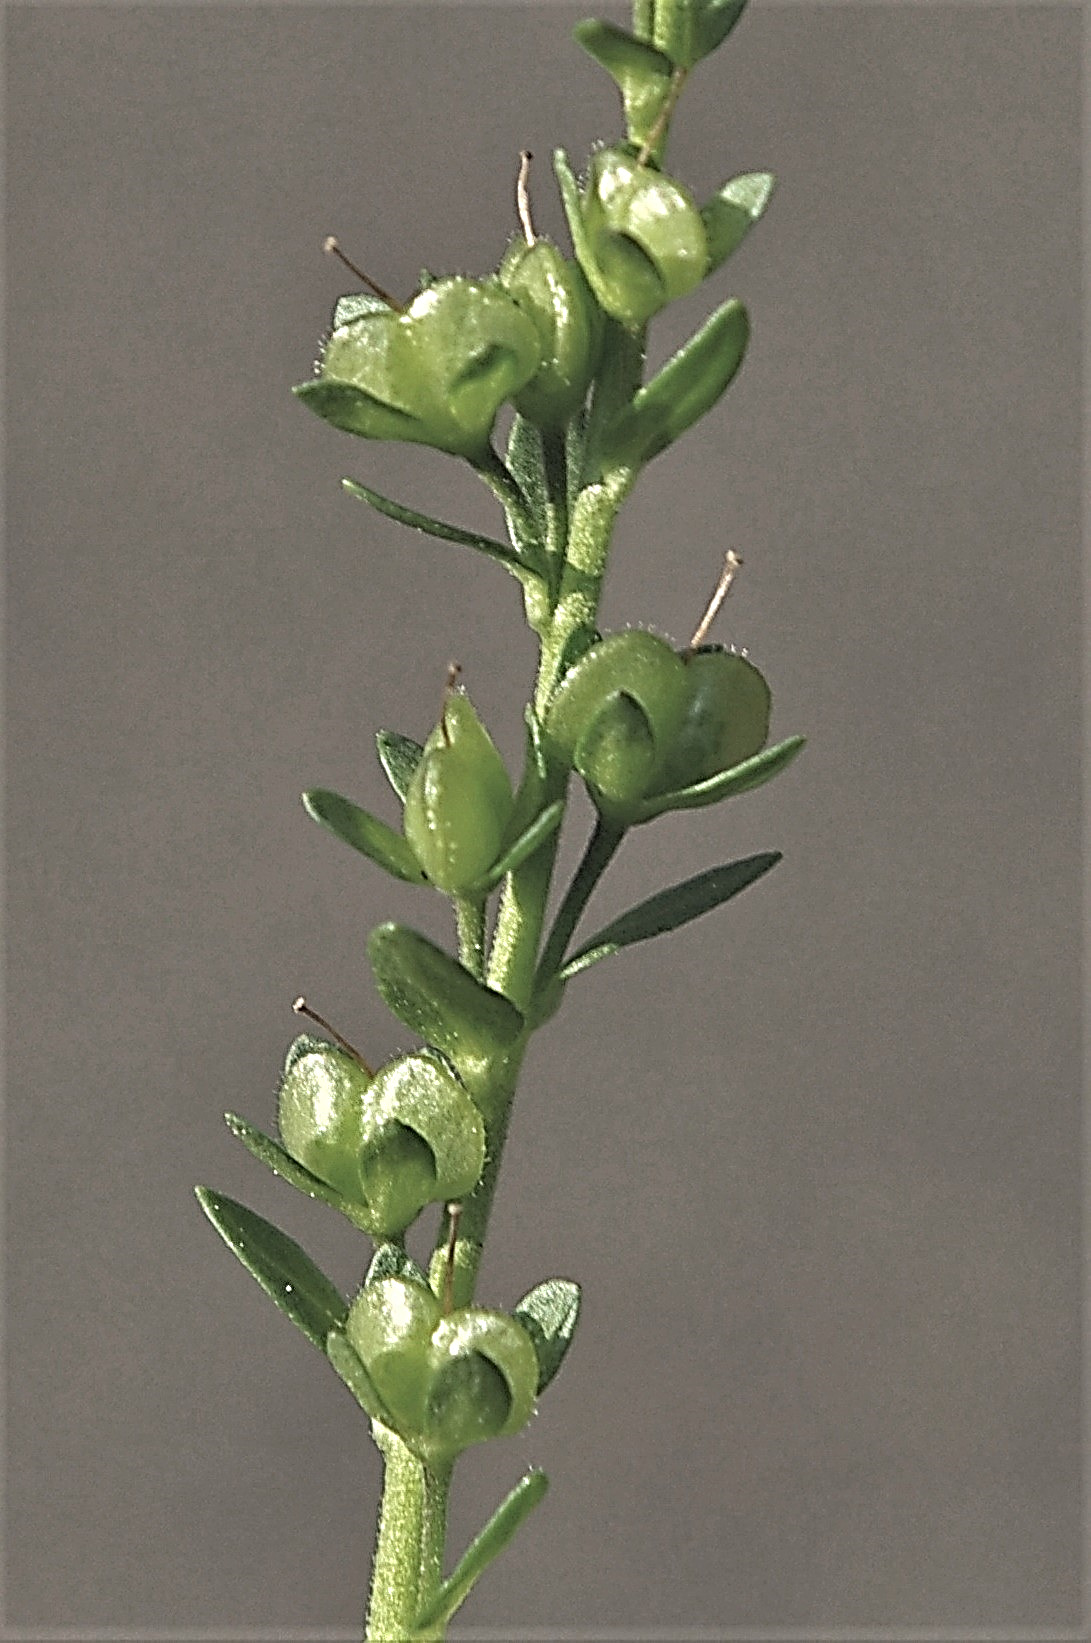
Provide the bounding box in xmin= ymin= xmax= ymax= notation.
xmin=3 ymin=2 xmax=1083 ymax=1637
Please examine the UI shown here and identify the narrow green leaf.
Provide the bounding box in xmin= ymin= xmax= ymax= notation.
xmin=295 ymin=378 xmax=418 ymax=442
xmin=223 ymin=1111 xmax=372 ymax=1232
xmin=301 ymin=788 xmax=427 ymax=884
xmin=506 ymin=414 xmax=549 ymax=542
xmin=365 ymin=1242 xmax=430 ymax=1290
xmin=326 ymin=1324 xmax=395 ymax=1424
xmin=634 ymin=734 xmax=806 ymax=822
xmin=467 ymin=800 xmax=565 ymax=893
xmin=409 ymin=1470 xmax=550 ymax=1638
xmin=376 ymin=730 xmax=424 ymax=804
xmin=702 ymin=172 xmax=776 ymax=274
xmin=553 ymin=148 xmax=598 ymax=301
xmin=342 ymin=477 xmax=526 ymax=574
xmin=331 ymin=291 xmax=389 ymax=328
xmin=572 ymin=19 xmax=674 ymax=145
xmin=514 ymin=1278 xmax=581 ymax=1393
xmin=195 ymin=1186 xmax=346 ymax=1350
xmin=559 ymin=853 xmax=781 ymax=980
xmin=565 ymin=406 xmax=588 ymax=506
xmin=600 ymin=300 xmax=749 ymax=467
xmin=693 ymin=0 xmax=750 ymax=62
xmin=368 ymin=923 xmax=524 ymax=1061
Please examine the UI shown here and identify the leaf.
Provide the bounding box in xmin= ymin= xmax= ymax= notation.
xmin=468 ymin=800 xmax=565 ymax=893
xmin=331 ymin=291 xmax=389 ymax=328
xmin=376 ymin=730 xmax=424 ymax=804
xmin=506 ymin=414 xmax=549 ymax=543
xmin=702 ymin=172 xmax=776 ymax=274
xmin=693 ymin=0 xmax=749 ymax=63
xmin=195 ymin=1187 xmax=346 ymax=1350
xmin=559 ymin=853 xmax=782 ymax=980
xmin=365 ymin=1242 xmax=430 ymax=1290
xmin=565 ymin=406 xmax=588 ymax=506
xmin=326 ymin=1324 xmax=395 ymax=1424
xmin=553 ymin=147 xmax=598 ymax=305
xmin=368 ymin=923 xmax=524 ymax=1065
xmin=301 ymin=788 xmax=427 ymax=883
xmin=408 ymin=1470 xmax=550 ymax=1638
xmin=599 ymin=299 xmax=749 ymax=468
xmin=295 ymin=378 xmax=419 ymax=443
xmin=634 ymin=734 xmax=806 ymax=822
xmin=223 ymin=1111 xmax=372 ymax=1232
xmin=342 ymin=477 xmax=527 ymax=576
xmin=572 ymin=19 xmax=674 ymax=146
xmin=513 ymin=1278 xmax=581 ymax=1394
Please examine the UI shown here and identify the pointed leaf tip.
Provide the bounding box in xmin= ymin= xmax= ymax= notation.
xmin=409 ymin=1469 xmax=550 ymax=1638
xmin=514 ymin=1278 xmax=582 ymax=1393
xmin=196 ymin=1186 xmax=346 ymax=1349
xmin=560 ymin=852 xmax=782 ymax=979
xmin=301 ymin=788 xmax=427 ymax=884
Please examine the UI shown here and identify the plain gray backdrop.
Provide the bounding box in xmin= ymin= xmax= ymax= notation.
xmin=3 ymin=2 xmax=1083 ymax=1637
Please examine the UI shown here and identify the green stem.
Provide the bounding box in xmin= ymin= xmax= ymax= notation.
xmin=409 ymin=1470 xmax=549 ymax=1638
xmin=366 ymin=1430 xmax=451 ymax=1643
xmin=541 ymin=426 xmax=569 ymax=602
xmin=651 ymin=0 xmax=688 ymax=69
xmin=538 ymin=322 xmax=645 ymax=702
xmin=535 ymin=815 xmax=624 ymax=987
xmin=370 ymin=300 xmax=644 ymax=1643
xmin=428 ymin=1043 xmax=526 ymax=1308
xmin=538 ymin=470 xmax=635 ymax=707
xmin=487 ymin=766 xmax=566 ymax=1012
xmin=469 ymin=445 xmax=539 ymax=554
xmin=454 ymin=896 xmax=487 ymax=981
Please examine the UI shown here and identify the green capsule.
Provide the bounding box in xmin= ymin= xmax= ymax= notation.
xmin=277 ymin=1039 xmax=486 ymax=1237
xmin=346 ymin=1277 xmax=539 ymax=1463
xmin=572 ymin=690 xmax=659 ymax=822
xmin=499 ymin=238 xmax=604 ymax=430
xmin=276 ymin=1036 xmax=373 ymax=1205
xmin=575 ymin=146 xmax=709 ymax=327
xmin=545 ymin=630 xmax=691 ymax=819
xmin=295 ymin=276 xmax=541 ymax=460
xmin=662 ymin=646 xmax=771 ymax=790
xmin=403 ymin=691 xmax=514 ymax=894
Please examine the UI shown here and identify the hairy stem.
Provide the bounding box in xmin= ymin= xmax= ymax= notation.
xmin=366 ymin=1430 xmax=451 ymax=1643
xmin=454 ymin=895 xmax=487 ymax=981
xmin=368 ymin=295 xmax=645 ymax=1643
xmin=536 ymin=816 xmax=624 ymax=986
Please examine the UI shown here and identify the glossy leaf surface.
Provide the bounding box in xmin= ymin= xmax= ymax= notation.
xmin=365 ymin=1242 xmax=431 ymax=1291
xmin=301 ymin=788 xmax=427 ymax=883
xmin=600 ymin=299 xmax=749 ymax=467
xmin=702 ymin=172 xmax=776 ymax=273
xmin=635 ymin=733 xmax=805 ymax=821
xmin=376 ymin=730 xmax=424 ymax=804
xmin=368 ymin=923 xmax=524 ymax=1061
xmin=513 ymin=1278 xmax=582 ymax=1393
xmin=195 ymin=1187 xmax=346 ymax=1349
xmin=572 ymin=20 xmax=674 ymax=148
xmin=224 ymin=1110 xmax=373 ymax=1231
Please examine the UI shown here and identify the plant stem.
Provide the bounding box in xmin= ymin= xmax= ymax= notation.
xmin=454 ymin=896 xmax=487 ymax=981
xmin=536 ymin=815 xmax=624 ymax=986
xmin=368 ymin=307 xmax=644 ymax=1643
xmin=541 ymin=426 xmax=569 ymax=599
xmin=470 ymin=445 xmax=538 ymax=552
xmin=366 ymin=1429 xmax=451 ymax=1643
